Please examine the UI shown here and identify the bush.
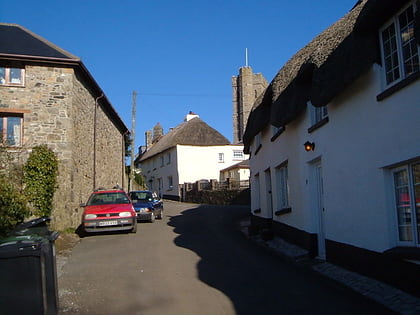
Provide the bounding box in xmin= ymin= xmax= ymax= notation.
xmin=23 ymin=145 xmax=58 ymax=217
xmin=0 ymin=178 xmax=29 ymax=236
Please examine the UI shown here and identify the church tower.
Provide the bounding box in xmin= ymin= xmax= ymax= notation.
xmin=232 ymin=66 xmax=267 ymax=144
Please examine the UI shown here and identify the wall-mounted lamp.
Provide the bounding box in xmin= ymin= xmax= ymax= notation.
xmin=304 ymin=141 xmax=315 ymax=151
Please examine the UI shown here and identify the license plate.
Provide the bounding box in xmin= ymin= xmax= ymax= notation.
xmin=99 ymin=220 xmax=118 ymax=226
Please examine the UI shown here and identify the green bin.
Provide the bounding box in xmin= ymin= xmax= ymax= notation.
xmin=0 ymin=217 xmax=59 ymax=315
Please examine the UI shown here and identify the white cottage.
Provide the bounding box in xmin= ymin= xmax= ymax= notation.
xmin=243 ymin=0 xmax=420 ymax=296
xmin=138 ymin=113 xmax=247 ymax=200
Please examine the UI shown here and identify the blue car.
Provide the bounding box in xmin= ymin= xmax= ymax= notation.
xmin=129 ymin=190 xmax=163 ymax=222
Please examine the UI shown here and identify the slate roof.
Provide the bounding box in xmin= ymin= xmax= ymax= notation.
xmin=0 ymin=23 xmax=78 ymax=60
xmin=139 ymin=117 xmax=230 ymax=161
xmin=0 ymin=23 xmax=128 ymax=134
xmin=220 ymin=159 xmax=250 ymax=173
xmin=243 ymin=0 xmax=416 ymax=148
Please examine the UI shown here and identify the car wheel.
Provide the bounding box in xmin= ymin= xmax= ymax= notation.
xmin=131 ymin=222 xmax=137 ymax=233
xmin=150 ymin=213 xmax=155 ymax=223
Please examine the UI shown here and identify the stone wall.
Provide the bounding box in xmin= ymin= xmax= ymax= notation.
xmin=232 ymin=66 xmax=268 ymax=144
xmin=0 ymin=63 xmax=126 ymax=230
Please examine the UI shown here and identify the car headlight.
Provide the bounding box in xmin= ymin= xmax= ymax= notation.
xmin=119 ymin=211 xmax=133 ymax=217
xmin=84 ymin=214 xmax=97 ymax=219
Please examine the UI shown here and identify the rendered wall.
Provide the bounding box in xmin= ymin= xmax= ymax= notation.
xmin=249 ymin=65 xmax=420 ymax=253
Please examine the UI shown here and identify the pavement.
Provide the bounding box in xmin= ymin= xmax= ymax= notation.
xmin=238 ymin=217 xmax=420 ymax=315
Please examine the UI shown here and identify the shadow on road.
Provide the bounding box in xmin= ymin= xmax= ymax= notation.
xmin=167 ymin=204 xmax=395 ymax=315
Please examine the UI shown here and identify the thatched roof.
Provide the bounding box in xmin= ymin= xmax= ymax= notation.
xmin=139 ymin=117 xmax=230 ymax=161
xmin=243 ymin=0 xmax=414 ymax=147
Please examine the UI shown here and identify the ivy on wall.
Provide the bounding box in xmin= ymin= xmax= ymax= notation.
xmin=23 ymin=145 xmax=58 ymax=217
xmin=0 ymin=178 xmax=30 ymax=236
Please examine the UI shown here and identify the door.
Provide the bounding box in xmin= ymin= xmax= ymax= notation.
xmin=314 ymin=161 xmax=326 ymax=259
xmin=265 ymin=169 xmax=273 ymax=218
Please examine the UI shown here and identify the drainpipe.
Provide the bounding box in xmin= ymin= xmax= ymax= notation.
xmin=93 ymin=93 xmax=104 ymax=190
xmin=122 ymin=130 xmax=130 ymax=190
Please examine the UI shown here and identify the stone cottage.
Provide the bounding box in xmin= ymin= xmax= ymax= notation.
xmin=0 ymin=23 xmax=129 ymax=230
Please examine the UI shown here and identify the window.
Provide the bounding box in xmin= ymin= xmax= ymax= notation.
xmin=308 ymin=101 xmax=329 ymax=133
xmin=312 ymin=106 xmax=328 ymax=125
xmin=0 ymin=67 xmax=25 ymax=86
xmin=167 ymin=152 xmax=171 ymax=165
xmin=168 ymin=176 xmax=173 ymax=189
xmin=233 ymin=150 xmax=244 ymax=160
xmin=218 ymin=153 xmax=224 ymax=163
xmin=271 ymin=125 xmax=285 ymax=141
xmin=275 ymin=162 xmax=289 ymax=209
xmin=380 ymin=2 xmax=419 ymax=87
xmin=160 ymin=155 xmax=164 ymax=167
xmin=392 ymin=161 xmax=420 ymax=245
xmin=0 ymin=114 xmax=23 ymax=146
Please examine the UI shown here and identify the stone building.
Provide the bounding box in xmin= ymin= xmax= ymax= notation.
xmin=231 ymin=66 xmax=267 ymax=144
xmin=0 ymin=23 xmax=129 ymax=230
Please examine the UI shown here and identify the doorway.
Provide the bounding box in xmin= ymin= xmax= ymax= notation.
xmin=313 ymin=160 xmax=326 ymax=259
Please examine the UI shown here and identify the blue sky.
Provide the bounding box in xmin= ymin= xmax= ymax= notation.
xmin=1 ymin=0 xmax=357 ymax=149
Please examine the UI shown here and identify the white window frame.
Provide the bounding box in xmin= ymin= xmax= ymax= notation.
xmin=0 ymin=67 xmax=25 ymax=86
xmin=391 ymin=161 xmax=420 ymax=246
xmin=311 ymin=104 xmax=328 ymax=126
xmin=233 ymin=150 xmax=244 ymax=160
xmin=275 ymin=162 xmax=290 ymax=209
xmin=167 ymin=176 xmax=173 ymax=190
xmin=218 ymin=152 xmax=224 ymax=163
xmin=379 ymin=1 xmax=419 ymax=88
xmin=0 ymin=113 xmax=23 ymax=147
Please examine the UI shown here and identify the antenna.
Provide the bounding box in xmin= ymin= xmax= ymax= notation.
xmin=245 ymin=48 xmax=249 ymax=67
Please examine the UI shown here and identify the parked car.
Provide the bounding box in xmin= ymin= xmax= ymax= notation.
xmin=129 ymin=190 xmax=163 ymax=222
xmin=81 ymin=189 xmax=137 ymax=234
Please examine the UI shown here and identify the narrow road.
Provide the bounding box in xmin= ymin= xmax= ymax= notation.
xmin=58 ymin=201 xmax=393 ymax=315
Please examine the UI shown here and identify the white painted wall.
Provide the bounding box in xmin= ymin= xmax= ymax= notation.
xmin=177 ymin=144 xmax=247 ymax=183
xmin=141 ymin=144 xmax=248 ymax=198
xmin=249 ymin=65 xmax=420 ymax=253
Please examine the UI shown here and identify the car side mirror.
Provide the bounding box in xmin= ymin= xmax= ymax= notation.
xmin=80 ymin=203 xmax=86 ymax=207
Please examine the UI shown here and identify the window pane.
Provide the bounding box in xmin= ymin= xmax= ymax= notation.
xmin=0 ymin=68 xmax=5 ymax=84
xmin=394 ymin=169 xmax=413 ymax=241
xmin=10 ymin=68 xmax=22 ymax=84
xmin=413 ymin=163 xmax=420 ymax=243
xmin=6 ymin=117 xmax=21 ymax=146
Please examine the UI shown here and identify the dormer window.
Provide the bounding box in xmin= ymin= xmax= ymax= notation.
xmin=308 ymin=101 xmax=329 ymax=133
xmin=379 ymin=2 xmax=419 ymax=88
xmin=0 ymin=67 xmax=25 ymax=86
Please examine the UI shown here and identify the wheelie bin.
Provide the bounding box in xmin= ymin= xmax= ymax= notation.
xmin=0 ymin=217 xmax=59 ymax=315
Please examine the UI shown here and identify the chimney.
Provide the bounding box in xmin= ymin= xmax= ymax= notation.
xmin=184 ymin=111 xmax=199 ymax=122
xmin=153 ymin=122 xmax=163 ymax=142
xmin=145 ymin=130 xmax=152 ymax=150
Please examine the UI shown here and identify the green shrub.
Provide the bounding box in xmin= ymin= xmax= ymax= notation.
xmin=0 ymin=178 xmax=29 ymax=236
xmin=23 ymin=145 xmax=58 ymax=217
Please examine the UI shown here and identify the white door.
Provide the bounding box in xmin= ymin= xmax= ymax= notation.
xmin=314 ymin=161 xmax=326 ymax=259
xmin=265 ymin=169 xmax=273 ymax=218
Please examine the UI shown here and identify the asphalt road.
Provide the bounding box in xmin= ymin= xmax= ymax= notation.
xmin=58 ymin=201 xmax=394 ymax=315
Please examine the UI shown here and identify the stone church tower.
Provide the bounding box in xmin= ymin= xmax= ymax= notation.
xmin=232 ymin=66 xmax=268 ymax=144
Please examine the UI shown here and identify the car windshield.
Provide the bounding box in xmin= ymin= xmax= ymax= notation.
xmin=130 ymin=192 xmax=153 ymax=201
xmin=87 ymin=192 xmax=130 ymax=206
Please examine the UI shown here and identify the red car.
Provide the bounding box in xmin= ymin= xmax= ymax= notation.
xmin=81 ymin=189 xmax=137 ymax=234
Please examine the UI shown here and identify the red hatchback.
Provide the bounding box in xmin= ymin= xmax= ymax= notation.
xmin=81 ymin=189 xmax=137 ymax=234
